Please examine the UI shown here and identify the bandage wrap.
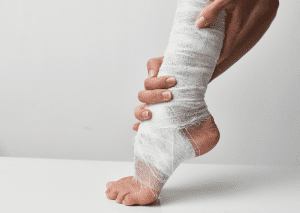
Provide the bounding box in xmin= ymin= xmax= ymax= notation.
xmin=133 ymin=0 xmax=226 ymax=198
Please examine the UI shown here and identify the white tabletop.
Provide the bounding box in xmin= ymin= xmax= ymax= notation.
xmin=0 ymin=157 xmax=299 ymax=213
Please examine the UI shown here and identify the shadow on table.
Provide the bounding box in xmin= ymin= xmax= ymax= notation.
xmin=161 ymin=166 xmax=300 ymax=205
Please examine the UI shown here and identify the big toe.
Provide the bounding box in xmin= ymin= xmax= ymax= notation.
xmin=106 ymin=189 xmax=118 ymax=200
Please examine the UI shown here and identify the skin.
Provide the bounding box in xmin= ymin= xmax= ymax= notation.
xmin=106 ymin=0 xmax=280 ymax=206
xmin=134 ymin=0 xmax=280 ymax=129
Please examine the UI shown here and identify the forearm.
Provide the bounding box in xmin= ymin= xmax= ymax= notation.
xmin=208 ymin=0 xmax=279 ymax=83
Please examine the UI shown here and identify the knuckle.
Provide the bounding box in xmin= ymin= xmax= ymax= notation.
xmin=146 ymin=77 xmax=167 ymax=90
xmin=150 ymin=78 xmax=160 ymax=89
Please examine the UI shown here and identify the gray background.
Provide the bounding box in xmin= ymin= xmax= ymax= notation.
xmin=0 ymin=0 xmax=299 ymax=167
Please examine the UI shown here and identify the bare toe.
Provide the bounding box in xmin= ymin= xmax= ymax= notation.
xmin=123 ymin=194 xmax=136 ymax=206
xmin=116 ymin=191 xmax=130 ymax=204
xmin=106 ymin=189 xmax=118 ymax=200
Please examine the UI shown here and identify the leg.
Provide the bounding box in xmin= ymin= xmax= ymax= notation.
xmin=106 ymin=0 xmax=225 ymax=205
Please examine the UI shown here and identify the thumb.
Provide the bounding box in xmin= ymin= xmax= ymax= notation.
xmin=195 ymin=0 xmax=224 ymax=29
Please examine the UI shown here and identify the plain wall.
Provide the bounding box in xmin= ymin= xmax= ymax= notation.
xmin=0 ymin=0 xmax=299 ymax=167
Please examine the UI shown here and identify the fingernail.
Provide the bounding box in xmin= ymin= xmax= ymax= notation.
xmin=195 ymin=17 xmax=207 ymax=29
xmin=162 ymin=91 xmax=171 ymax=100
xmin=149 ymin=70 xmax=154 ymax=78
xmin=166 ymin=77 xmax=176 ymax=85
xmin=142 ymin=111 xmax=148 ymax=118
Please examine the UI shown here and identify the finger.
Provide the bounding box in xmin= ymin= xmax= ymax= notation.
xmin=147 ymin=56 xmax=164 ymax=78
xmin=132 ymin=122 xmax=140 ymax=132
xmin=138 ymin=89 xmax=172 ymax=104
xmin=144 ymin=76 xmax=177 ymax=90
xmin=134 ymin=103 xmax=153 ymax=121
xmin=195 ymin=0 xmax=225 ymax=29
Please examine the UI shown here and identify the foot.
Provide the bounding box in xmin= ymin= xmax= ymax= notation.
xmin=105 ymin=115 xmax=220 ymax=206
xmin=105 ymin=176 xmax=158 ymax=206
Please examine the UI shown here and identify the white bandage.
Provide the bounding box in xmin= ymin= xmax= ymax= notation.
xmin=133 ymin=0 xmax=226 ymax=198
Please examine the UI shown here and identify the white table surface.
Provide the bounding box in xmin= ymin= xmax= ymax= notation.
xmin=0 ymin=157 xmax=299 ymax=213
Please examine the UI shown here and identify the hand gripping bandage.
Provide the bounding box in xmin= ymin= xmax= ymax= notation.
xmin=133 ymin=0 xmax=226 ymax=199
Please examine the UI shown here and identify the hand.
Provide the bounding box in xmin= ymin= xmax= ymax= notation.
xmin=194 ymin=0 xmax=238 ymax=29
xmin=194 ymin=0 xmax=279 ymax=70
xmin=133 ymin=56 xmax=177 ymax=131
xmin=133 ymin=0 xmax=279 ymax=131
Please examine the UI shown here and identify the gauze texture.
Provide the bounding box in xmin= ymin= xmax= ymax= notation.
xmin=133 ymin=0 xmax=226 ymax=198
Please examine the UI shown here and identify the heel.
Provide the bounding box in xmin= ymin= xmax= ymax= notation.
xmin=183 ymin=115 xmax=220 ymax=157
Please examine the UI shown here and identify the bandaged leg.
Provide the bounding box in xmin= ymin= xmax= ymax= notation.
xmin=106 ymin=0 xmax=226 ymax=205
xmin=134 ymin=0 xmax=226 ymax=199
